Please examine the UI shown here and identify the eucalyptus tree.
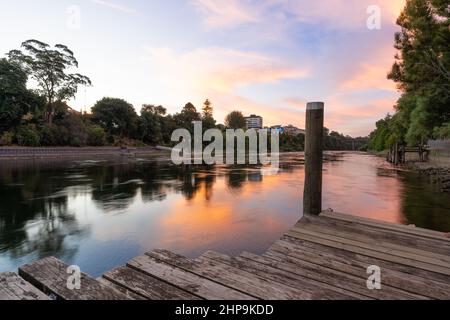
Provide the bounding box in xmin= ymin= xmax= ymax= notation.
xmin=8 ymin=40 xmax=91 ymax=124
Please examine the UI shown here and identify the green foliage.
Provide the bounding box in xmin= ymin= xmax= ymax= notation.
xmin=139 ymin=104 xmax=166 ymax=144
xmin=173 ymin=103 xmax=201 ymax=133
xmin=16 ymin=125 xmax=40 ymax=146
xmin=8 ymin=40 xmax=91 ymax=124
xmin=87 ymin=125 xmax=107 ymax=146
xmin=370 ymin=0 xmax=450 ymax=148
xmin=279 ymin=133 xmax=305 ymax=152
xmin=225 ymin=111 xmax=246 ymax=129
xmin=0 ymin=131 xmax=13 ymax=146
xmin=433 ymin=122 xmax=450 ymax=139
xmin=40 ymin=124 xmax=61 ymax=146
xmin=92 ymin=98 xmax=138 ymax=138
xmin=0 ymin=58 xmax=44 ymax=132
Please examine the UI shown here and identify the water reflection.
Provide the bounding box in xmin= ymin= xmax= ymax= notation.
xmin=0 ymin=153 xmax=449 ymax=276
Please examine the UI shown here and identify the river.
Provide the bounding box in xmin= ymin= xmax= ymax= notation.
xmin=0 ymin=152 xmax=449 ymax=277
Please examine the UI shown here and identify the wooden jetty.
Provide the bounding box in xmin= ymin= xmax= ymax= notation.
xmin=1 ymin=210 xmax=450 ymax=300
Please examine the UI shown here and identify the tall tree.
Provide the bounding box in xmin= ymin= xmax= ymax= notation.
xmin=202 ymin=99 xmax=213 ymax=118
xmin=385 ymin=0 xmax=450 ymax=145
xmin=8 ymin=40 xmax=91 ymax=124
xmin=92 ymin=97 xmax=138 ymax=138
xmin=225 ymin=110 xmax=246 ymax=129
xmin=202 ymin=99 xmax=216 ymax=131
xmin=0 ymin=59 xmax=43 ymax=132
xmin=139 ymin=104 xmax=166 ymax=144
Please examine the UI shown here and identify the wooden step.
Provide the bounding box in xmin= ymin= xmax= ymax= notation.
xmin=18 ymin=257 xmax=129 ymax=300
xmin=320 ymin=211 xmax=450 ymax=241
xmin=269 ymin=238 xmax=450 ymax=299
xmin=127 ymin=254 xmax=254 ymax=300
xmin=102 ymin=266 xmax=200 ymax=300
xmin=298 ymin=215 xmax=450 ymax=265
xmin=286 ymin=227 xmax=450 ymax=276
xmin=0 ymin=272 xmax=49 ymax=300
xmin=302 ymin=214 xmax=450 ymax=255
xmin=149 ymin=249 xmax=312 ymax=300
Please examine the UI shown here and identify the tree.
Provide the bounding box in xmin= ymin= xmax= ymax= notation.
xmin=8 ymin=40 xmax=91 ymax=124
xmin=174 ymin=102 xmax=201 ymax=131
xmin=139 ymin=104 xmax=166 ymax=144
xmin=382 ymin=0 xmax=450 ymax=146
xmin=0 ymin=58 xmax=44 ymax=132
xmin=92 ymin=98 xmax=138 ymax=138
xmin=202 ymin=99 xmax=213 ymax=118
xmin=202 ymin=99 xmax=216 ymax=131
xmin=225 ymin=111 xmax=246 ymax=129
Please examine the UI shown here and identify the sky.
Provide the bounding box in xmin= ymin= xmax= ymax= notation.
xmin=0 ymin=0 xmax=406 ymax=136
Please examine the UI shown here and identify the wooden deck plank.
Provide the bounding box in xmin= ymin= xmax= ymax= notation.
xmin=263 ymin=250 xmax=428 ymax=300
xmin=298 ymin=216 xmax=450 ymax=264
xmin=0 ymin=272 xmax=50 ymax=300
xmin=148 ymin=249 xmax=312 ymax=300
xmin=201 ymin=250 xmax=367 ymax=300
xmin=102 ymin=266 xmax=200 ymax=300
xmin=321 ymin=211 xmax=450 ymax=242
xmin=286 ymin=228 xmax=450 ymax=275
xmin=280 ymin=235 xmax=450 ymax=285
xmin=300 ymin=214 xmax=450 ymax=256
xmin=96 ymin=277 xmax=145 ymax=300
xmin=269 ymin=239 xmax=450 ymax=299
xmin=127 ymin=254 xmax=254 ymax=300
xmin=18 ymin=257 xmax=129 ymax=300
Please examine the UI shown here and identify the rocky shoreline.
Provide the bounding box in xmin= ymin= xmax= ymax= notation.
xmin=411 ymin=165 xmax=450 ymax=193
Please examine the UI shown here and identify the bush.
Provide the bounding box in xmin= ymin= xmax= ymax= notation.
xmin=16 ymin=125 xmax=40 ymax=146
xmin=40 ymin=124 xmax=61 ymax=146
xmin=433 ymin=123 xmax=450 ymax=139
xmin=0 ymin=131 xmax=13 ymax=146
xmin=55 ymin=113 xmax=88 ymax=147
xmin=87 ymin=125 xmax=107 ymax=146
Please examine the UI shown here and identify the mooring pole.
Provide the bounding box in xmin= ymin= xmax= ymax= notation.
xmin=303 ymin=102 xmax=324 ymax=216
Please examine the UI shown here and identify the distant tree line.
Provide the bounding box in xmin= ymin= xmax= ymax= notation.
xmin=0 ymin=39 xmax=363 ymax=151
xmin=369 ymin=0 xmax=449 ymax=151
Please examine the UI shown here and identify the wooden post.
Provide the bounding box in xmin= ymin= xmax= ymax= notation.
xmin=303 ymin=102 xmax=324 ymax=216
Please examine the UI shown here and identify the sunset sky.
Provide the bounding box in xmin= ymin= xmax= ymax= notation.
xmin=0 ymin=0 xmax=406 ymax=136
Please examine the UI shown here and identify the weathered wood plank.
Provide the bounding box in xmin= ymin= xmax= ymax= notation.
xmin=103 ymin=266 xmax=200 ymax=300
xmin=18 ymin=257 xmax=129 ymax=300
xmin=262 ymin=250 xmax=428 ymax=300
xmin=96 ymin=277 xmax=145 ymax=300
xmin=127 ymin=254 xmax=254 ymax=300
xmin=287 ymin=228 xmax=450 ymax=275
xmin=270 ymin=239 xmax=450 ymax=299
xmin=200 ymin=250 xmax=367 ymax=300
xmin=301 ymin=214 xmax=450 ymax=256
xmin=321 ymin=211 xmax=450 ymax=242
xmin=148 ymin=249 xmax=312 ymax=300
xmin=280 ymin=235 xmax=450 ymax=285
xmin=298 ymin=216 xmax=450 ymax=264
xmin=0 ymin=272 xmax=49 ymax=300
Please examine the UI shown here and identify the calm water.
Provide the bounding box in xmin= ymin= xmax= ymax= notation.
xmin=0 ymin=152 xmax=449 ymax=277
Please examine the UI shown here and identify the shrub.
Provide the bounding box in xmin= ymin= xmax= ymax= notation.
xmin=40 ymin=124 xmax=61 ymax=146
xmin=87 ymin=125 xmax=107 ymax=146
xmin=16 ymin=125 xmax=40 ymax=146
xmin=0 ymin=131 xmax=14 ymax=146
xmin=433 ymin=123 xmax=450 ymax=139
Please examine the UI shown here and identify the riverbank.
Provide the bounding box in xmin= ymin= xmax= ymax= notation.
xmin=0 ymin=146 xmax=171 ymax=159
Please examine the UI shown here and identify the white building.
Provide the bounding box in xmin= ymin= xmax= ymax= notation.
xmin=245 ymin=115 xmax=263 ymax=129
